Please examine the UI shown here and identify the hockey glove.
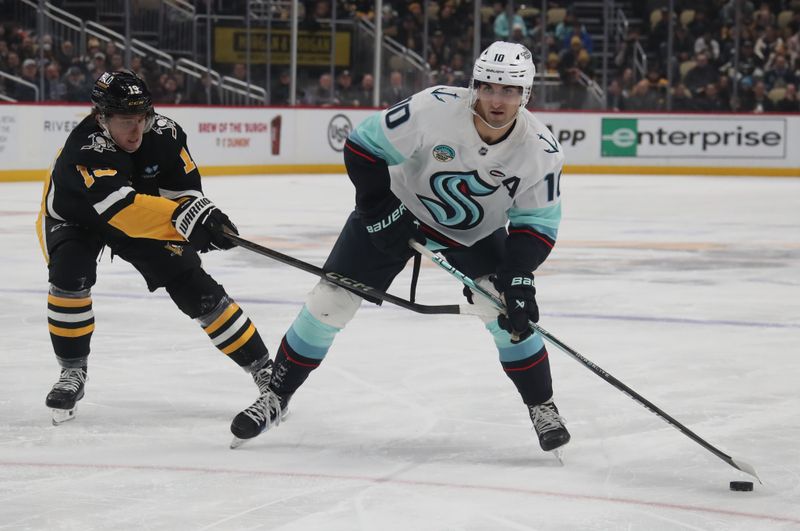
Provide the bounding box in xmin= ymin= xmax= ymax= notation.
xmin=172 ymin=196 xmax=238 ymax=253
xmin=360 ymin=195 xmax=425 ymax=258
xmin=493 ymin=270 xmax=538 ymax=343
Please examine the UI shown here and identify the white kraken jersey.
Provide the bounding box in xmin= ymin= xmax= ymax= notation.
xmin=348 ymin=86 xmax=564 ymax=247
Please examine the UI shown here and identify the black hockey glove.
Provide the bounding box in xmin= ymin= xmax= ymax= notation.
xmin=493 ymin=270 xmax=538 ymax=343
xmin=172 ymin=196 xmax=238 ymax=253
xmin=360 ymin=195 xmax=425 ymax=258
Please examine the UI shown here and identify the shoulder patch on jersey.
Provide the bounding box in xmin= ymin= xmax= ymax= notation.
xmin=80 ymin=132 xmax=117 ymax=153
xmin=537 ymin=131 xmax=560 ymax=153
xmin=432 ymin=144 xmax=455 ymax=162
xmin=151 ymin=115 xmax=177 ymax=139
xmin=431 ymin=87 xmax=460 ymax=103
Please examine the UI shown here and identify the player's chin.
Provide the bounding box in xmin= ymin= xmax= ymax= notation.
xmin=121 ymin=140 xmax=142 ymax=153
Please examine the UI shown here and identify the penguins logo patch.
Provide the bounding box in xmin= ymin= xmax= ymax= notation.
xmin=151 ymin=115 xmax=178 ymax=139
xmin=80 ymin=132 xmax=117 ymax=153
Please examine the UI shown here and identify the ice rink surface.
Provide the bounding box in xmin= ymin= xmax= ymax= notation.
xmin=1 ymin=173 xmax=799 ymax=530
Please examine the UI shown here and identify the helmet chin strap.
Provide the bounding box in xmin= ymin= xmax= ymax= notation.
xmin=469 ymin=105 xmax=519 ymax=131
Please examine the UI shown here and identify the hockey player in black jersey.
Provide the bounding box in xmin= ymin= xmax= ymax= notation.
xmin=35 ymin=70 xmax=273 ymax=427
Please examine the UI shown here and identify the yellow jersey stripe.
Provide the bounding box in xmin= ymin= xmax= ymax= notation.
xmin=48 ymin=323 xmax=95 ymax=338
xmin=107 ymin=194 xmax=184 ymax=241
xmin=220 ymin=323 xmax=256 ymax=355
xmin=204 ymin=303 xmax=241 ymax=335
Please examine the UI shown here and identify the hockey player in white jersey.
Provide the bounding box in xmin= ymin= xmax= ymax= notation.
xmin=230 ymin=41 xmax=570 ymax=454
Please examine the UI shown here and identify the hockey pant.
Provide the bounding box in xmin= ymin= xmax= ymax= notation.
xmin=270 ymin=212 xmax=553 ymax=406
xmin=42 ymin=218 xmax=268 ymax=371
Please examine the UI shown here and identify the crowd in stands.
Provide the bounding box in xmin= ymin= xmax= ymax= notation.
xmin=1 ymin=0 xmax=799 ymax=113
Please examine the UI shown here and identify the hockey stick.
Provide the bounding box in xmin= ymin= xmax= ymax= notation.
xmin=409 ymin=240 xmax=762 ymax=482
xmin=225 ymin=232 xmax=486 ymax=317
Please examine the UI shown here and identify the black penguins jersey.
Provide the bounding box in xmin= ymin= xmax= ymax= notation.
xmin=37 ymin=113 xmax=202 ymax=246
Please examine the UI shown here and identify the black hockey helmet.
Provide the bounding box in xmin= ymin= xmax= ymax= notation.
xmin=91 ymin=70 xmax=153 ymax=117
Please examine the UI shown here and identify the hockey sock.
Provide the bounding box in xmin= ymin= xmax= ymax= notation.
xmin=197 ymin=297 xmax=268 ymax=368
xmin=270 ymin=306 xmax=341 ymax=398
xmin=487 ymin=320 xmax=553 ymax=405
xmin=47 ymin=286 xmax=94 ymax=367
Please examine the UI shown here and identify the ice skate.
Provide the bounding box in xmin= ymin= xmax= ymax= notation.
xmin=529 ymin=400 xmax=570 ymax=460
xmin=46 ymin=367 xmax=87 ymax=425
xmin=230 ymin=361 xmax=290 ymax=448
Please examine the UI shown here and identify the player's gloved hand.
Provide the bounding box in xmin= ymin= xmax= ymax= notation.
xmin=359 ymin=195 xmax=425 ymax=258
xmin=493 ymin=269 xmax=538 ymax=343
xmin=172 ymin=196 xmax=238 ymax=253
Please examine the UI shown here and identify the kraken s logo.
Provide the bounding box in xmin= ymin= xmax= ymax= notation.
xmin=417 ymin=171 xmax=498 ymax=230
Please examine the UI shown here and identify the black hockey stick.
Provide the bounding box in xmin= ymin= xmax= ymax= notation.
xmin=409 ymin=240 xmax=762 ymax=482
xmin=225 ymin=232 xmax=484 ymax=317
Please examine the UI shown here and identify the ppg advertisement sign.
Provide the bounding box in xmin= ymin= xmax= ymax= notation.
xmin=601 ymin=117 xmax=787 ymax=158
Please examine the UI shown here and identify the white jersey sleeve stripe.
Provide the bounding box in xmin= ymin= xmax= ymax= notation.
xmin=93 ymin=186 xmax=135 ymax=215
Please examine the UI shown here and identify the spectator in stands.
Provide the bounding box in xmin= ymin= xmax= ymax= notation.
xmin=109 ymin=53 xmax=124 ymax=72
xmin=775 ymin=83 xmax=799 ymax=112
xmin=753 ymin=2 xmax=776 ymax=29
xmin=130 ymin=55 xmax=148 ymax=81
xmin=721 ymin=0 xmax=754 ymax=26
xmin=670 ymin=83 xmax=694 ymax=111
xmin=559 ymin=67 xmax=587 ymax=110
xmin=559 ymin=35 xmax=585 ymax=73
xmin=764 ymin=54 xmax=796 ymax=89
xmin=626 ymin=79 xmax=662 ymax=111
xmin=687 ymin=9 xmax=711 ymax=39
xmin=63 ymin=65 xmax=90 ymax=102
xmin=493 ymin=2 xmax=527 ymax=40
xmin=724 ymin=40 xmax=762 ymax=84
xmin=694 ymin=30 xmax=720 ymax=64
xmin=429 ymin=30 xmax=451 ymax=67
xmin=188 ymin=71 xmax=222 ymax=105
xmin=4 ymin=50 xmax=21 ymax=77
xmin=55 ymin=40 xmax=77 ymax=72
xmin=395 ymin=15 xmax=422 ymax=53
xmin=620 ymin=67 xmax=635 ymax=97
xmin=576 ymin=49 xmax=594 ymax=78
xmin=43 ymin=62 xmax=66 ymax=101
xmin=335 ymin=69 xmax=356 ymax=106
xmin=743 ymin=79 xmax=775 ymax=112
xmin=353 ymin=73 xmax=374 ymax=107
xmin=755 ymin=25 xmax=783 ymax=65
xmin=14 ymin=58 xmax=38 ymax=101
xmin=448 ymin=53 xmax=469 ymax=87
xmin=606 ymin=78 xmax=626 ymax=111
xmin=270 ymin=69 xmax=291 ymax=105
xmin=156 ymin=75 xmax=183 ymax=104
xmin=305 ymin=72 xmax=339 ymax=107
xmin=435 ymin=2 xmax=462 ymax=38
xmin=381 ymin=70 xmax=410 ymax=106
xmin=671 ymin=25 xmax=695 ymax=64
xmin=684 ymin=52 xmax=717 ymax=96
xmin=694 ymin=82 xmax=729 ymax=111
xmin=83 ymin=38 xmax=102 ymax=66
xmin=88 ymin=52 xmax=107 ymax=82
xmin=231 ymin=63 xmax=247 ymax=83
xmin=509 ymin=22 xmax=534 ymax=50
xmin=615 ymin=27 xmax=643 ymax=69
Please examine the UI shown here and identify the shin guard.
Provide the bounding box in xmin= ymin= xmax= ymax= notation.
xmin=47 ymin=286 xmax=93 ymax=368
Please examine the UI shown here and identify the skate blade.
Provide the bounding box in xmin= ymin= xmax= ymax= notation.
xmin=551 ymin=446 xmax=566 ymax=466
xmin=51 ymin=407 xmax=78 ymax=426
xmin=230 ymin=436 xmax=248 ymax=449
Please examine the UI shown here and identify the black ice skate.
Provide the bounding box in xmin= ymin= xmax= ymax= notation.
xmin=230 ymin=361 xmax=290 ymax=448
xmin=46 ymin=367 xmax=87 ymax=425
xmin=529 ymin=400 xmax=571 ymax=458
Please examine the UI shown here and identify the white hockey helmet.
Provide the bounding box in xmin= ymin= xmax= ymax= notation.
xmin=469 ymin=41 xmax=536 ymax=109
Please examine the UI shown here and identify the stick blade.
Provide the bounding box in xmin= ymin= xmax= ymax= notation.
xmin=729 ymin=456 xmax=762 ymax=484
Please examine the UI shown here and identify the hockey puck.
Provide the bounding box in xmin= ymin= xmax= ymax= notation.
xmin=729 ymin=481 xmax=754 ymax=491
